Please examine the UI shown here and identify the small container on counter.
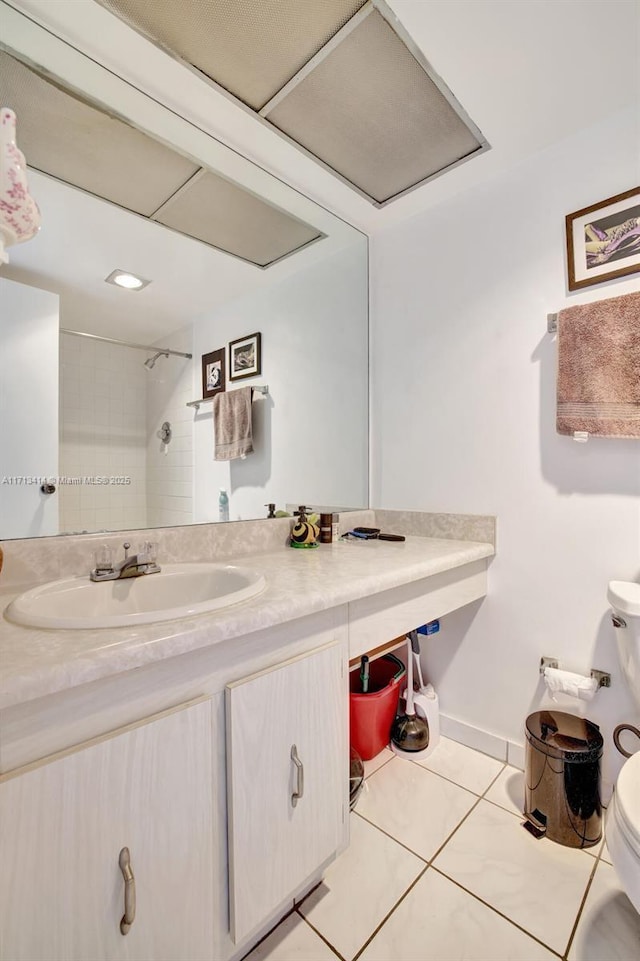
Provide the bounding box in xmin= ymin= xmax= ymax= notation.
xmin=320 ymin=513 xmax=333 ymax=543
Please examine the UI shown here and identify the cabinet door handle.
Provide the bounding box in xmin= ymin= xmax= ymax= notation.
xmin=119 ymin=847 xmax=136 ymax=935
xmin=291 ymin=744 xmax=304 ymax=807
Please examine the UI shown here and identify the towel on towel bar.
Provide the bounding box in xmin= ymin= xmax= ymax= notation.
xmin=213 ymin=387 xmax=254 ymax=460
xmin=556 ymin=290 xmax=640 ymax=438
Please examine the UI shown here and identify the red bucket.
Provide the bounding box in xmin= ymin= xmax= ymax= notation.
xmin=349 ymin=654 xmax=406 ymax=760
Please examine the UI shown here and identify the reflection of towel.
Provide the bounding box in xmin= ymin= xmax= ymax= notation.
xmin=213 ymin=387 xmax=254 ymax=460
xmin=557 ymin=290 xmax=640 ymax=438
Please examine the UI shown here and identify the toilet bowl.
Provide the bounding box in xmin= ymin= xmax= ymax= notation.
xmin=606 ymin=751 xmax=640 ymax=913
xmin=606 ymin=580 xmax=640 ymax=912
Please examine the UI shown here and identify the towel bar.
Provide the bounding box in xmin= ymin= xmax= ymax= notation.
xmin=187 ymin=385 xmax=269 ymax=410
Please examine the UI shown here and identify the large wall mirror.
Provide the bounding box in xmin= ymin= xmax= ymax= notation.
xmin=0 ymin=1 xmax=369 ymax=540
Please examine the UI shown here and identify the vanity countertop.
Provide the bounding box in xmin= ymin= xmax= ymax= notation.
xmin=0 ymin=535 xmax=493 ymax=710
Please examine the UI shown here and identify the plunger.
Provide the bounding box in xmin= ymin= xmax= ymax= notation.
xmin=390 ymin=634 xmax=430 ymax=752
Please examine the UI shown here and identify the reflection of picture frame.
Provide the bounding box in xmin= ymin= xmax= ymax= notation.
xmin=229 ymin=332 xmax=262 ymax=381
xmin=566 ymin=187 xmax=640 ymax=291
xmin=201 ymin=348 xmax=225 ymax=398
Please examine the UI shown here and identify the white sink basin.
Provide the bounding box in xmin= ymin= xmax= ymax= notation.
xmin=4 ymin=563 xmax=266 ymax=629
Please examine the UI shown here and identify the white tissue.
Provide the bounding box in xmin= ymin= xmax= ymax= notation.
xmin=543 ymin=667 xmax=598 ymax=701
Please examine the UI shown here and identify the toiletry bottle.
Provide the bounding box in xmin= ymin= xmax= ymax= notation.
xmin=320 ymin=513 xmax=333 ymax=543
xmin=265 ymin=503 xmax=276 ymax=519
xmin=218 ymin=488 xmax=229 ymax=522
xmin=332 ymin=513 xmax=339 ymax=541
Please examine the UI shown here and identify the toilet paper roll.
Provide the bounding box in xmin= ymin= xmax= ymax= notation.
xmin=543 ymin=667 xmax=598 ymax=701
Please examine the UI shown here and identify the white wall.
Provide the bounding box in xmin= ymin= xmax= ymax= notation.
xmin=146 ymin=327 xmax=194 ymax=529
xmin=0 ymin=278 xmax=59 ymax=538
xmin=193 ymin=242 xmax=368 ymax=523
xmin=59 ymin=334 xmax=147 ymax=533
xmin=370 ymin=107 xmax=640 ymax=787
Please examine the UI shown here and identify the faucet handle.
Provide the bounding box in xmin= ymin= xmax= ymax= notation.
xmin=93 ymin=545 xmax=114 ymax=572
xmin=141 ymin=541 xmax=157 ymax=564
xmin=123 ymin=542 xmax=131 ymax=559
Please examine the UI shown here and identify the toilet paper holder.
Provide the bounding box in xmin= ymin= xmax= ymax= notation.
xmin=539 ymin=657 xmax=611 ymax=688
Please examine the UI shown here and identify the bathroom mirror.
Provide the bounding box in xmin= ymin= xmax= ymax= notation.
xmin=0 ymin=2 xmax=369 ymax=539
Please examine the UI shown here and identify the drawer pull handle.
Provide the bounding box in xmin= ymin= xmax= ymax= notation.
xmin=119 ymin=847 xmax=136 ymax=935
xmin=291 ymin=744 xmax=304 ymax=807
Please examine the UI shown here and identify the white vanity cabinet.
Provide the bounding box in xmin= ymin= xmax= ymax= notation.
xmin=0 ymin=698 xmax=214 ymax=961
xmin=226 ymin=642 xmax=347 ymax=944
xmin=0 ymin=537 xmax=492 ymax=960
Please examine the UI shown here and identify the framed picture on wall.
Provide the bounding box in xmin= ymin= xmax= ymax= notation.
xmin=565 ymin=187 xmax=640 ymax=291
xmin=201 ymin=348 xmax=225 ymax=398
xmin=229 ymin=332 xmax=261 ymax=381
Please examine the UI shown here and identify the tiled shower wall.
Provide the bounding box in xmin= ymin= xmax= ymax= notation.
xmin=59 ymin=330 xmax=195 ymax=534
xmin=145 ymin=328 xmax=194 ymax=529
xmin=58 ymin=333 xmax=147 ymax=533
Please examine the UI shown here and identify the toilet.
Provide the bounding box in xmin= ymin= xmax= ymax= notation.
xmin=606 ymin=580 xmax=640 ymax=913
xmin=606 ymin=751 xmax=640 ymax=912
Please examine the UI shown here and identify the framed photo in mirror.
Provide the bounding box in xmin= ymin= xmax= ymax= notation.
xmin=202 ymin=348 xmax=225 ymax=397
xmin=229 ymin=332 xmax=262 ymax=381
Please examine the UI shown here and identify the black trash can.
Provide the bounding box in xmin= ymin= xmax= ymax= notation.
xmin=524 ymin=710 xmax=603 ymax=848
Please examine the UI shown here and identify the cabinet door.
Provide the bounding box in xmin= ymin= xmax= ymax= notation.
xmin=226 ymin=643 xmax=346 ymax=943
xmin=0 ymin=698 xmax=214 ymax=961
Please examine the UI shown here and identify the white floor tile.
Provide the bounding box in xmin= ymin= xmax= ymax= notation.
xmin=484 ymin=766 xmax=524 ymax=817
xmin=357 ymin=756 xmax=477 ymax=860
xmin=363 ymin=747 xmax=393 ymax=779
xmin=584 ymin=810 xmax=612 ymax=864
xmin=359 ymin=868 xmax=557 ymax=961
xmin=433 ymin=800 xmax=595 ymax=954
xmin=414 ymin=736 xmax=504 ymax=795
xmin=583 ymin=837 xmax=606 ymax=860
xmin=568 ymin=861 xmax=640 ymax=961
xmin=298 ymin=813 xmax=423 ymax=960
xmin=600 ymin=809 xmax=613 ymax=864
xmin=243 ymin=912 xmax=336 ymax=961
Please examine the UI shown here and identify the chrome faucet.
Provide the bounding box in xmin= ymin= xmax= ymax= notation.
xmin=90 ymin=541 xmax=161 ymax=581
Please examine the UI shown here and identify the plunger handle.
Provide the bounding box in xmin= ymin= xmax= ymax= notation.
xmin=405 ymin=636 xmax=415 ymax=714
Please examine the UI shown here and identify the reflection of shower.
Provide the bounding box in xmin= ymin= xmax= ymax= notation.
xmin=144 ymin=351 xmax=169 ymax=370
xmin=59 ymin=329 xmax=192 ymax=366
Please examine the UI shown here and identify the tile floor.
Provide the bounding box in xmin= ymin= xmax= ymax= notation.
xmin=245 ymin=738 xmax=640 ymax=961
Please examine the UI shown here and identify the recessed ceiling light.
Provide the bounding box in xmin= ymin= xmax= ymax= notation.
xmin=105 ymin=269 xmax=151 ymax=290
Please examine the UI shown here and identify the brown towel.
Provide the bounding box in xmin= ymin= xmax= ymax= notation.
xmin=557 ymin=290 xmax=640 ymax=438
xmin=213 ymin=387 xmax=254 ymax=460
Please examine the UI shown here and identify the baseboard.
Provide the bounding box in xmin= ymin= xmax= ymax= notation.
xmin=440 ymin=713 xmax=508 ymax=762
xmin=440 ymin=714 xmax=527 ymax=770
xmin=507 ymin=740 xmax=526 ymax=771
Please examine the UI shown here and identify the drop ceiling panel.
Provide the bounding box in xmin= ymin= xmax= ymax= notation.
xmin=0 ymin=52 xmax=198 ymax=216
xmin=0 ymin=51 xmax=323 ymax=267
xmin=99 ymin=0 xmax=366 ymax=110
xmin=153 ymin=171 xmax=322 ymax=267
xmin=265 ymin=9 xmax=483 ymax=204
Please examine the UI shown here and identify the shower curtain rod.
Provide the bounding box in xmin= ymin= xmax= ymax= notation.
xmin=60 ymin=328 xmax=192 ymax=360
